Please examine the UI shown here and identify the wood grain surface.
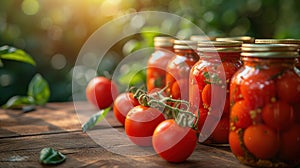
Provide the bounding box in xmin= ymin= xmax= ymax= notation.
xmin=0 ymin=102 xmax=250 ymax=168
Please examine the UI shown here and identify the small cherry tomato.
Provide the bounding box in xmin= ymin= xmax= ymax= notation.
xmin=243 ymin=124 xmax=279 ymax=159
xmin=86 ymin=76 xmax=118 ymax=109
xmin=279 ymin=124 xmax=300 ymax=162
xmin=276 ymin=71 xmax=300 ymax=104
xmin=262 ymin=101 xmax=294 ymax=131
xmin=113 ymin=92 xmax=139 ymax=125
xmin=229 ymin=131 xmax=244 ymax=157
xmin=171 ymin=79 xmax=189 ymax=101
xmin=152 ymin=119 xmax=197 ymax=163
xmin=202 ymin=84 xmax=226 ymax=109
xmin=230 ymin=100 xmax=252 ymax=129
xmin=240 ymin=71 xmax=276 ymax=109
xmin=125 ymin=105 xmax=165 ymax=146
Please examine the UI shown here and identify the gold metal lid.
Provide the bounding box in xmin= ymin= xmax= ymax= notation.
xmin=190 ymin=35 xmax=216 ymax=42
xmin=173 ymin=40 xmax=198 ymax=50
xmin=197 ymin=41 xmax=242 ymax=52
xmin=154 ymin=36 xmax=174 ymax=47
xmin=216 ymin=36 xmax=255 ymax=43
xmin=241 ymin=44 xmax=299 ymax=58
xmin=255 ymin=39 xmax=300 ymax=46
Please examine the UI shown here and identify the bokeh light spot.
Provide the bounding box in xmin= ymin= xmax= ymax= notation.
xmin=51 ymin=54 xmax=67 ymax=70
xmin=22 ymin=0 xmax=40 ymax=16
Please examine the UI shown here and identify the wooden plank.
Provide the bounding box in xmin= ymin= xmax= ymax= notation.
xmin=0 ymin=131 xmax=249 ymax=168
xmin=0 ymin=102 xmax=121 ymax=138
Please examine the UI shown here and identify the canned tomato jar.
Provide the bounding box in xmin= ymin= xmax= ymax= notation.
xmin=189 ymin=41 xmax=242 ymax=144
xmin=255 ymin=39 xmax=300 ymax=70
xmin=165 ymin=40 xmax=199 ymax=101
xmin=229 ymin=44 xmax=300 ymax=167
xmin=147 ymin=36 xmax=174 ymax=92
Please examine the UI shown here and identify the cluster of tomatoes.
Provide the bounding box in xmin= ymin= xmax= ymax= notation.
xmin=85 ymin=76 xmax=198 ymax=163
xmin=229 ymin=67 xmax=300 ymax=165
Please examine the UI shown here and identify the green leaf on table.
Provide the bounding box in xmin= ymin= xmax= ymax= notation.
xmin=28 ymin=73 xmax=50 ymax=105
xmin=39 ymin=148 xmax=66 ymax=165
xmin=0 ymin=45 xmax=36 ymax=66
xmin=82 ymin=107 xmax=111 ymax=132
xmin=2 ymin=96 xmax=35 ymax=109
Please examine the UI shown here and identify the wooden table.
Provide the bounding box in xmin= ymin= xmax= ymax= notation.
xmin=0 ymin=102 xmax=251 ymax=168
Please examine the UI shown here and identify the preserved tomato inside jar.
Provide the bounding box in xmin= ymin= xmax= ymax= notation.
xmin=189 ymin=41 xmax=242 ymax=144
xmin=229 ymin=44 xmax=300 ymax=167
xmin=147 ymin=36 xmax=174 ymax=92
xmin=165 ymin=40 xmax=199 ymax=101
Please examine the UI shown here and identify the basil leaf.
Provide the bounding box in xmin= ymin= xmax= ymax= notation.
xmin=28 ymin=73 xmax=50 ymax=105
xmin=2 ymin=96 xmax=35 ymax=109
xmin=82 ymin=107 xmax=111 ymax=132
xmin=0 ymin=45 xmax=36 ymax=66
xmin=39 ymin=148 xmax=66 ymax=165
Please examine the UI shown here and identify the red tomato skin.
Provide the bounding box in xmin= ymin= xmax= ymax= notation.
xmin=279 ymin=124 xmax=300 ymax=162
xmin=113 ymin=92 xmax=139 ymax=125
xmin=230 ymin=100 xmax=253 ymax=129
xmin=86 ymin=77 xmax=118 ymax=109
xmin=276 ymin=71 xmax=300 ymax=104
xmin=210 ymin=117 xmax=230 ymax=144
xmin=152 ymin=119 xmax=197 ymax=163
xmin=229 ymin=131 xmax=244 ymax=157
xmin=125 ymin=105 xmax=165 ymax=146
xmin=262 ymin=101 xmax=294 ymax=131
xmin=243 ymin=124 xmax=279 ymax=160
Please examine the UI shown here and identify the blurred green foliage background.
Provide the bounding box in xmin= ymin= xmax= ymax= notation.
xmin=1 ymin=0 xmax=300 ymax=105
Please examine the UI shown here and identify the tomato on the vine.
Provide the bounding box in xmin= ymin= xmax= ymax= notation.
xmin=262 ymin=101 xmax=294 ymax=131
xmin=113 ymin=92 xmax=139 ymax=126
xmin=152 ymin=119 xmax=197 ymax=163
xmin=86 ymin=76 xmax=118 ymax=109
xmin=125 ymin=105 xmax=165 ymax=146
xmin=243 ymin=124 xmax=279 ymax=159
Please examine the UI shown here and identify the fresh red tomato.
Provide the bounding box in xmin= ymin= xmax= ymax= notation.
xmin=262 ymin=101 xmax=294 ymax=131
xmin=152 ymin=119 xmax=197 ymax=163
xmin=229 ymin=131 xmax=244 ymax=157
xmin=240 ymin=71 xmax=276 ymax=109
xmin=230 ymin=100 xmax=252 ymax=129
xmin=113 ymin=92 xmax=139 ymax=126
xmin=279 ymin=124 xmax=300 ymax=162
xmin=86 ymin=76 xmax=118 ymax=109
xmin=243 ymin=124 xmax=279 ymax=159
xmin=125 ymin=105 xmax=165 ymax=146
xmin=276 ymin=71 xmax=300 ymax=104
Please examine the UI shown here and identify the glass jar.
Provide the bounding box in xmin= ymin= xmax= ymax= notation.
xmin=147 ymin=36 xmax=174 ymax=91
xmin=165 ymin=40 xmax=199 ymax=101
xmin=189 ymin=41 xmax=242 ymax=144
xmin=229 ymin=44 xmax=300 ymax=167
xmin=216 ymin=36 xmax=255 ymax=43
xmin=255 ymin=39 xmax=300 ymax=70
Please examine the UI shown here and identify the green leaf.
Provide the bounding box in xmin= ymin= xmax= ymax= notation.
xmin=0 ymin=45 xmax=36 ymax=66
xmin=82 ymin=107 xmax=111 ymax=132
xmin=2 ymin=96 xmax=35 ymax=109
xmin=28 ymin=73 xmax=50 ymax=105
xmin=39 ymin=148 xmax=66 ymax=165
